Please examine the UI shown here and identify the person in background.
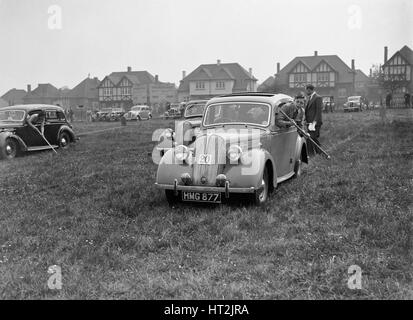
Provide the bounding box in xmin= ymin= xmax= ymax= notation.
xmin=404 ymin=92 xmax=411 ymax=108
xmin=304 ymin=84 xmax=323 ymax=155
xmin=385 ymin=91 xmax=392 ymax=109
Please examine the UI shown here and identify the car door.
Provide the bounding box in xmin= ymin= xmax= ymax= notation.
xmin=270 ymin=126 xmax=297 ymax=178
xmin=43 ymin=110 xmax=62 ymax=145
xmin=18 ymin=110 xmax=47 ymax=147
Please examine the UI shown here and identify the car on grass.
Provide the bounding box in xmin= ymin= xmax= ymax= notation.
xmin=157 ymin=100 xmax=208 ymax=157
xmin=108 ymin=108 xmax=125 ymax=121
xmin=163 ymin=107 xmax=182 ymax=119
xmin=344 ymin=96 xmax=368 ymax=112
xmin=155 ymin=93 xmax=308 ymax=206
xmin=0 ymin=105 xmax=77 ymax=160
xmin=124 ymin=105 xmax=152 ymax=121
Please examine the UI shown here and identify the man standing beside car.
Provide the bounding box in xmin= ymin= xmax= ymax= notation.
xmin=304 ymin=84 xmax=323 ymax=155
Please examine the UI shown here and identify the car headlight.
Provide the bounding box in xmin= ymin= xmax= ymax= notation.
xmin=227 ymin=145 xmax=242 ymax=163
xmin=175 ymin=145 xmax=189 ymax=162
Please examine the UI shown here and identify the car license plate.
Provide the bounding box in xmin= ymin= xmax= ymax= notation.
xmin=198 ymin=154 xmax=213 ymax=165
xmin=182 ymin=191 xmax=221 ymax=203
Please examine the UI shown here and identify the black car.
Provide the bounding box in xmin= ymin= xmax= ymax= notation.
xmin=0 ymin=105 xmax=77 ymax=160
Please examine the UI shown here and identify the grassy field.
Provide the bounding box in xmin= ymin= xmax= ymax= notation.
xmin=0 ymin=109 xmax=412 ymax=299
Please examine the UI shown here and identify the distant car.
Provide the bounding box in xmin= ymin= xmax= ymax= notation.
xmin=322 ymin=96 xmax=335 ymax=113
xmin=157 ymin=100 xmax=208 ymax=157
xmin=124 ymin=105 xmax=152 ymax=121
xmin=344 ymin=96 xmax=367 ymax=112
xmin=155 ymin=93 xmax=308 ymax=206
xmin=0 ymin=105 xmax=77 ymax=160
xmin=163 ymin=107 xmax=182 ymax=119
xmin=96 ymin=108 xmax=112 ymax=121
xmin=108 ymin=108 xmax=125 ymax=121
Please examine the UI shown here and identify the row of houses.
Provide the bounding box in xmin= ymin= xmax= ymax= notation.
xmin=2 ymin=45 xmax=412 ymax=111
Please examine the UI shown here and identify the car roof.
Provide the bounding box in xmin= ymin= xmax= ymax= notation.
xmin=0 ymin=104 xmax=65 ymax=112
xmin=186 ymin=100 xmax=208 ymax=104
xmin=207 ymin=92 xmax=293 ymax=106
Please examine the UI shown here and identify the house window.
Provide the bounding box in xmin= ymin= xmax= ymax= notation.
xmin=216 ymin=81 xmax=225 ymax=90
xmin=195 ymin=81 xmax=205 ymax=90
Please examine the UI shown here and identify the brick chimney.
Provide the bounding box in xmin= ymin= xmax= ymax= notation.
xmin=277 ymin=62 xmax=280 ymax=74
xmin=182 ymin=71 xmax=186 ymax=79
xmin=127 ymin=66 xmax=132 ymax=72
xmin=314 ymin=51 xmax=318 ymax=56
xmin=249 ymin=68 xmax=252 ymax=77
xmin=155 ymin=75 xmax=159 ymax=83
xmin=384 ymin=46 xmax=388 ymax=64
xmin=351 ymin=59 xmax=355 ymax=71
xmin=217 ymin=59 xmax=221 ymax=66
xmin=27 ymin=84 xmax=31 ymax=93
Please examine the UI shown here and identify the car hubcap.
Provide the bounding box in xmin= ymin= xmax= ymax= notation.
xmin=6 ymin=144 xmax=13 ymax=155
xmin=61 ymin=137 xmax=67 ymax=147
xmin=258 ymin=178 xmax=267 ymax=201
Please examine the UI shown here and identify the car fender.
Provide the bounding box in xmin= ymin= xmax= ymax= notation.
xmin=58 ymin=125 xmax=76 ymax=142
xmin=224 ymin=148 xmax=277 ymax=189
xmin=0 ymin=131 xmax=28 ymax=152
xmin=295 ymin=135 xmax=308 ymax=164
xmin=156 ymin=149 xmax=192 ymax=185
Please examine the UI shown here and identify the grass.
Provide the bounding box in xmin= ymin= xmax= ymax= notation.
xmin=0 ymin=109 xmax=412 ymax=299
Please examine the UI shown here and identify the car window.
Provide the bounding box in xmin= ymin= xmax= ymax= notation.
xmin=0 ymin=110 xmax=25 ymax=122
xmin=46 ymin=110 xmax=58 ymax=121
xmin=204 ymin=103 xmax=270 ymax=127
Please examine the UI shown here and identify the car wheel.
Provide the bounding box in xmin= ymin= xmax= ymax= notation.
xmin=58 ymin=132 xmax=71 ymax=149
xmin=165 ymin=190 xmax=178 ymax=206
xmin=294 ymin=159 xmax=302 ymax=178
xmin=253 ymin=166 xmax=269 ymax=205
xmin=0 ymin=138 xmax=19 ymax=160
xmin=137 ymin=116 xmax=141 ymax=121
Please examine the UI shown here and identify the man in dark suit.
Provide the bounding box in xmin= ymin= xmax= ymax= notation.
xmin=304 ymin=84 xmax=323 ymax=155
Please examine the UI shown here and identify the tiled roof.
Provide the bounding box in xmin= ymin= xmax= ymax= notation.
xmin=24 ymin=83 xmax=61 ymax=99
xmin=68 ymin=77 xmax=100 ymax=98
xmin=355 ymin=69 xmax=369 ymax=82
xmin=1 ymin=88 xmax=27 ymax=101
xmin=384 ymin=45 xmax=413 ymax=66
xmin=100 ymin=71 xmax=156 ymax=87
xmin=276 ymin=55 xmax=355 ymax=84
xmin=178 ymin=63 xmax=257 ymax=92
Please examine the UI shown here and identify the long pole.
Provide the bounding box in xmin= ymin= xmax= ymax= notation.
xmin=278 ymin=108 xmax=331 ymax=160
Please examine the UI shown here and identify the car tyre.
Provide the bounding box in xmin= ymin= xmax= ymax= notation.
xmin=253 ymin=166 xmax=269 ymax=206
xmin=0 ymin=138 xmax=19 ymax=160
xmin=137 ymin=115 xmax=142 ymax=121
xmin=58 ymin=131 xmax=71 ymax=149
xmin=165 ymin=190 xmax=178 ymax=206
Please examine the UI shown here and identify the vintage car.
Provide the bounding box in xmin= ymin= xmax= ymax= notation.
xmin=343 ymin=96 xmax=367 ymax=112
xmin=108 ymin=108 xmax=125 ymax=121
xmin=0 ymin=105 xmax=77 ymax=160
xmin=155 ymin=93 xmax=308 ymax=206
xmin=163 ymin=107 xmax=182 ymax=119
xmin=322 ymin=96 xmax=335 ymax=113
xmin=124 ymin=105 xmax=152 ymax=121
xmin=157 ymin=100 xmax=208 ymax=157
xmin=96 ymin=108 xmax=113 ymax=121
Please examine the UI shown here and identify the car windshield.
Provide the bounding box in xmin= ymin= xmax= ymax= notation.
xmin=131 ymin=106 xmax=142 ymax=111
xmin=0 ymin=110 xmax=25 ymax=122
xmin=203 ymin=103 xmax=270 ymax=127
xmin=185 ymin=103 xmax=205 ymax=117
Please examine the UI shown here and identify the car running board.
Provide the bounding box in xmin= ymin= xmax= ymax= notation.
xmin=27 ymin=145 xmax=59 ymax=152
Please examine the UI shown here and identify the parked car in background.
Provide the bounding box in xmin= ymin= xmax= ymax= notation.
xmin=163 ymin=107 xmax=182 ymax=119
xmin=0 ymin=105 xmax=77 ymax=160
xmin=96 ymin=108 xmax=112 ymax=121
xmin=322 ymin=96 xmax=335 ymax=113
xmin=156 ymin=93 xmax=308 ymax=206
xmin=124 ymin=105 xmax=152 ymax=121
xmin=108 ymin=108 xmax=125 ymax=121
xmin=344 ymin=96 xmax=368 ymax=112
xmin=157 ymin=100 xmax=208 ymax=157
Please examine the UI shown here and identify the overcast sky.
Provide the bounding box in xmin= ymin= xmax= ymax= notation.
xmin=0 ymin=0 xmax=412 ymax=94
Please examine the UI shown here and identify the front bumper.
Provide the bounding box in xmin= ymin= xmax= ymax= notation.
xmin=155 ymin=179 xmax=256 ymax=198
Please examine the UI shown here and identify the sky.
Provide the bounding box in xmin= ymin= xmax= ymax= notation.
xmin=0 ymin=0 xmax=412 ymax=95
